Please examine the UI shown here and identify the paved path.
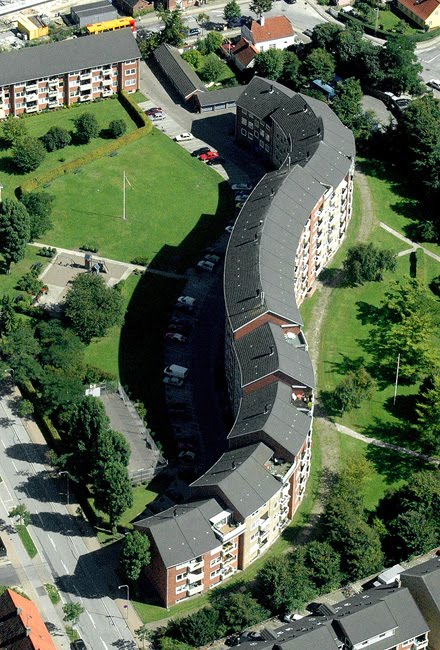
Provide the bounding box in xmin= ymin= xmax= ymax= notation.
xmin=334 ymin=422 xmax=439 ymax=465
xmin=379 ymin=222 xmax=440 ymax=263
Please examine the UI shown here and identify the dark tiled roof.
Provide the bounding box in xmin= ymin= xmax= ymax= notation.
xmin=0 ymin=29 xmax=140 ymax=87
xmin=197 ymin=85 xmax=245 ymax=107
xmin=191 ymin=443 xmax=281 ymax=519
xmin=135 ymin=499 xmax=223 ymax=568
xmin=228 ymin=382 xmax=311 ymax=458
xmin=401 ymin=556 xmax=440 ymax=610
xmin=235 ymin=322 xmax=314 ymax=388
xmin=153 ymin=42 xmax=206 ymax=100
xmin=71 ymin=0 xmax=114 ymax=16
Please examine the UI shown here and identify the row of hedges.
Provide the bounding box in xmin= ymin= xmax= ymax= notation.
xmin=119 ymin=90 xmax=151 ymax=128
xmin=336 ymin=8 xmax=440 ymax=42
xmin=18 ymin=122 xmax=152 ymax=195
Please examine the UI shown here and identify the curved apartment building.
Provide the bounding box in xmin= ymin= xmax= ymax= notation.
xmin=136 ymin=77 xmax=355 ymax=608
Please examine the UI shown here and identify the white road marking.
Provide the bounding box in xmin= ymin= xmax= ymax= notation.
xmin=1 ymin=440 xmax=6 ymax=449
xmin=87 ymin=611 xmax=97 ymax=628
xmin=48 ymin=535 xmax=56 ymax=549
xmin=100 ymin=638 xmax=109 ymax=650
xmin=61 ymin=560 xmax=68 ymax=573
xmin=11 ymin=461 xmax=18 ymax=472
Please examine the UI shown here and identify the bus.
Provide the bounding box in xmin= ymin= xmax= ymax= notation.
xmin=86 ymin=17 xmax=136 ymax=35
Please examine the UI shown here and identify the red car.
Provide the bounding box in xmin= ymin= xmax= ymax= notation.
xmin=199 ymin=151 xmax=219 ymax=162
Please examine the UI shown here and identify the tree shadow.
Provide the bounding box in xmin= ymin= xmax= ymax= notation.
xmin=383 ymin=393 xmax=419 ymax=424
xmin=0 ymin=155 xmax=18 ymax=175
xmin=30 ymin=510 xmax=91 ymax=535
xmin=318 ymin=267 xmax=345 ymax=288
xmin=355 ymin=300 xmax=383 ymax=326
xmin=362 ymin=416 xmax=421 ymax=452
xmin=365 ymin=443 xmax=431 ymax=486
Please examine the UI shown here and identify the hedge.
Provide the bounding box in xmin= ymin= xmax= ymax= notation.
xmin=415 ymin=247 xmax=426 ymax=283
xmin=336 ymin=9 xmax=440 ymax=42
xmin=119 ymin=90 xmax=151 ymax=128
xmin=18 ymin=123 xmax=152 ymax=195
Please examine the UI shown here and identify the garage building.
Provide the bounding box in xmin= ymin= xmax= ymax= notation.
xmin=71 ymin=0 xmax=118 ymax=28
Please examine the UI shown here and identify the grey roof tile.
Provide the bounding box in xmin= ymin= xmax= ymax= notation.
xmin=153 ymin=42 xmax=205 ymax=100
xmin=0 ymin=29 xmax=140 ymax=87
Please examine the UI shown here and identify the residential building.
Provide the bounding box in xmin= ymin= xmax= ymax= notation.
xmin=396 ymin=0 xmax=440 ymax=29
xmin=400 ymin=557 xmax=440 ymax=650
xmin=242 ymin=585 xmax=429 ymax=650
xmin=226 ymin=37 xmax=259 ymax=71
xmin=0 ymin=29 xmax=140 ymax=119
xmin=241 ymin=16 xmax=296 ymax=52
xmin=135 ymin=76 xmax=354 ymax=608
xmin=114 ymin=0 xmax=153 ymax=16
xmin=17 ymin=15 xmax=49 ymax=40
xmin=70 ymin=0 xmax=118 ymax=27
xmin=0 ymin=588 xmax=56 ymax=650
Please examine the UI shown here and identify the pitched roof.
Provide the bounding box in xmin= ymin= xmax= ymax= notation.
xmin=71 ymin=0 xmax=115 ymax=17
xmin=228 ymin=382 xmax=311 ymax=459
xmin=397 ymin=0 xmax=440 ymax=21
xmin=250 ymin=16 xmax=295 ymax=43
xmin=153 ymin=42 xmax=206 ymax=100
xmin=135 ymin=499 xmax=223 ymax=568
xmin=197 ymin=85 xmax=245 ymax=107
xmin=231 ymin=37 xmax=259 ymax=67
xmin=401 ymin=556 xmax=440 ymax=611
xmin=0 ymin=29 xmax=140 ymax=87
xmin=191 ymin=443 xmax=282 ymax=519
xmin=0 ymin=589 xmax=56 ymax=650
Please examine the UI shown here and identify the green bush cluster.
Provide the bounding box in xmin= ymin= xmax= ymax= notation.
xmin=118 ymin=90 xmax=152 ymax=129
xmin=38 ymin=247 xmax=57 ymax=258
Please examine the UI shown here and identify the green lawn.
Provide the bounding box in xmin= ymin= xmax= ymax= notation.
xmin=90 ymin=483 xmax=159 ymax=533
xmin=0 ymin=246 xmax=49 ymax=298
xmin=16 ymin=525 xmax=38 ymax=558
xmin=0 ymin=98 xmax=138 ymax=198
xmin=34 ymin=130 xmax=233 ymax=268
xmin=358 ymin=158 xmax=440 ymax=258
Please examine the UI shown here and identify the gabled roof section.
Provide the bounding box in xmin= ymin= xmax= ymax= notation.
xmin=401 ymin=556 xmax=440 ymax=610
xmin=235 ymin=322 xmax=314 ymax=388
xmin=232 ymin=37 xmax=259 ymax=67
xmin=0 ymin=29 xmax=140 ymax=87
xmin=397 ymin=0 xmax=439 ymax=20
xmin=153 ymin=42 xmax=206 ymax=100
xmin=191 ymin=443 xmax=282 ymax=519
xmin=250 ymin=16 xmax=295 ymax=43
xmin=238 ymin=77 xmax=296 ymax=122
xmin=0 ymin=589 xmax=56 ymax=650
xmin=228 ymin=382 xmax=311 ymax=458
xmin=135 ymin=499 xmax=223 ymax=568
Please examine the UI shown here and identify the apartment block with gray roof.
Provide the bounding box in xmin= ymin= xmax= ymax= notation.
xmin=400 ymin=557 xmax=440 ymax=650
xmin=0 ymin=29 xmax=140 ymax=118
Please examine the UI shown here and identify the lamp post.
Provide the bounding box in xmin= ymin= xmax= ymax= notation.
xmin=118 ymin=584 xmax=130 ymax=620
xmin=58 ymin=471 xmax=69 ymax=505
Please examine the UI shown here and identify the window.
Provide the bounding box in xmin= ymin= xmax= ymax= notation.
xmin=241 ymin=117 xmax=247 ymax=125
xmin=241 ymin=128 xmax=246 ymax=136
xmin=269 ymin=44 xmax=276 ymax=49
xmin=176 ymin=585 xmax=187 ymax=594
xmin=210 ymin=569 xmax=221 ymax=578
xmin=210 ymin=557 xmax=221 ymax=567
xmin=125 ymin=68 xmax=136 ymax=76
xmin=176 ymin=573 xmax=186 ymax=581
xmin=125 ymin=79 xmax=136 ymax=87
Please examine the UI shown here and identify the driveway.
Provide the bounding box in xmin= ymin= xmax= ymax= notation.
xmin=361 ymin=95 xmax=395 ymax=127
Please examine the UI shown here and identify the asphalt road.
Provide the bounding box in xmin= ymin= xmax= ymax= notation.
xmin=0 ymin=390 xmax=136 ymax=650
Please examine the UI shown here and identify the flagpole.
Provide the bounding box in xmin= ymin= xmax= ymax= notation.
xmin=393 ymin=353 xmax=400 ymax=405
xmin=122 ymin=170 xmax=126 ymax=221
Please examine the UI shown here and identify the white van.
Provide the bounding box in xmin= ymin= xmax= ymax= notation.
xmin=164 ymin=364 xmax=189 ymax=379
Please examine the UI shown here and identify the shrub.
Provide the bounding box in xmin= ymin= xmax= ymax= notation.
xmin=108 ymin=119 xmax=127 ymax=138
xmin=130 ymin=256 xmax=149 ymax=266
xmin=80 ymin=243 xmax=99 ymax=253
xmin=18 ymin=399 xmax=34 ymax=418
xmin=38 ymin=247 xmax=57 ymax=258
xmin=16 ymin=273 xmax=43 ymax=295
xmin=41 ymin=126 xmax=71 ymax=152
xmin=73 ymin=113 xmax=100 ymax=144
xmin=13 ymin=136 xmax=46 ymax=173
xmin=118 ymin=90 xmax=151 ymax=128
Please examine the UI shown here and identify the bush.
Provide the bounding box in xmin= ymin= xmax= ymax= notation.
xmin=38 ymin=247 xmax=57 ymax=258
xmin=108 ymin=119 xmax=127 ymax=138
xmin=118 ymin=90 xmax=152 ymax=128
xmin=16 ymin=273 xmax=43 ymax=295
xmin=18 ymin=399 xmax=34 ymax=418
xmin=73 ymin=113 xmax=100 ymax=144
xmin=130 ymin=256 xmax=149 ymax=266
xmin=13 ymin=136 xmax=46 ymax=173
xmin=430 ymin=275 xmax=440 ymax=297
xmin=41 ymin=126 xmax=71 ymax=152
xmin=80 ymin=243 xmax=99 ymax=253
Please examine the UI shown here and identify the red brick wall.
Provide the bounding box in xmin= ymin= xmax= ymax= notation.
xmin=234 ymin=313 xmax=298 ymax=341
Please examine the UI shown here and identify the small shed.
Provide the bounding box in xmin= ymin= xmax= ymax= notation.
xmin=17 ymin=15 xmax=49 ymax=40
xmin=70 ymin=0 xmax=117 ymax=28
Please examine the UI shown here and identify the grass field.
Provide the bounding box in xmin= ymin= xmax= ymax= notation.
xmin=16 ymin=525 xmax=38 ymax=558
xmin=0 ymin=97 xmax=138 ymax=198
xmin=0 ymin=246 xmax=49 ymax=298
xmin=35 ymin=129 xmax=233 ymax=268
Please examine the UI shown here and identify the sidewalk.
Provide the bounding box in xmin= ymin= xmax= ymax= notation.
xmin=379 ymin=222 xmax=440 ymax=263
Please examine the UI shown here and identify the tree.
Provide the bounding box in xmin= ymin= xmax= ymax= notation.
xmin=343 ymin=243 xmax=396 ymax=285
xmin=196 ymin=12 xmax=210 ymax=26
xmin=255 ymin=49 xmax=285 ymax=81
xmin=335 ymin=25 xmax=364 ymax=69
xmin=120 ymin=531 xmax=151 ymax=582
xmin=41 ymin=126 xmax=71 ymax=152
xmin=39 ymin=367 xmax=85 ymax=416
xmin=214 ymin=591 xmax=269 ymax=632
xmin=159 ymin=638 xmax=193 ymax=650
xmin=62 ymin=603 xmax=84 ymax=625
xmin=249 ymin=0 xmax=273 ymax=20
xmin=108 ymin=119 xmax=127 ymax=139
xmin=182 ymin=49 xmax=203 ymax=68
xmin=20 ymin=191 xmax=54 ymax=240
xmin=64 ymin=273 xmax=124 ymax=343
xmin=158 ymin=8 xmax=186 ymax=47
xmin=303 ymin=48 xmax=335 ymax=83
xmin=416 ymin=374 xmax=440 ymax=455
xmin=0 ymin=199 xmax=30 ymax=271
xmin=2 ymin=321 xmax=41 ymax=383
xmin=224 ymin=0 xmax=241 ymax=21
xmin=96 ymin=428 xmax=130 ymax=468
xmin=166 ymin=606 xmax=223 ymax=647
xmin=136 ymin=624 xmax=155 ymax=650
xmin=138 ymin=32 xmax=160 ymax=59
xmin=343 ymin=519 xmax=384 ymax=581
xmin=9 ymin=504 xmax=31 ymax=526
xmin=204 ymin=31 xmax=224 ymax=54
xmin=13 ymin=136 xmax=46 ymax=173
xmin=304 ymin=541 xmax=342 ymax=593
xmin=0 ymin=294 xmax=16 ymax=337
xmin=332 ymin=367 xmax=376 ymax=413
xmin=379 ymin=35 xmax=422 ymax=96
xmin=2 ymin=115 xmax=28 ymax=146
xmin=93 ymin=460 xmax=133 ymax=532
xmin=282 ymin=51 xmax=301 ymax=86
xmin=311 ymin=23 xmax=342 ymax=53
xmin=257 ymin=555 xmax=298 ymax=614
xmin=37 ymin=321 xmax=84 ymax=375
xmin=199 ymin=53 xmax=227 ymax=82
xmin=73 ymin=113 xmax=100 ymax=144
xmin=17 ymin=399 xmax=34 ymax=419
xmin=390 ymin=509 xmax=439 ymax=560
xmin=332 ymin=78 xmax=363 ymax=130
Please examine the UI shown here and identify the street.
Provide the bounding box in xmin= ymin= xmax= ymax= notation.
xmin=0 ymin=386 xmax=137 ymax=650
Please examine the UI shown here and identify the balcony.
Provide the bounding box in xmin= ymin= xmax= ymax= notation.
xmin=291 ymin=390 xmax=314 ymax=414
xmin=264 ymin=457 xmax=292 ymax=481
xmin=80 ymin=72 xmax=92 ymax=81
xmin=26 ymin=103 xmax=38 ymax=112
xmin=25 ymin=83 xmax=38 ymax=92
xmin=187 ymin=570 xmax=204 ymax=584
xmin=80 ymin=82 xmax=93 ymax=91
xmin=102 ymin=77 xmax=113 ymax=86
xmin=80 ymin=94 xmax=91 ymax=102
xmin=213 ymin=519 xmax=246 ymax=543
xmin=102 ymin=89 xmax=113 ymax=97
xmin=188 ymin=582 xmax=204 ymax=596
xmin=26 ymin=93 xmax=38 ymax=102
xmin=188 ymin=559 xmax=204 ymax=571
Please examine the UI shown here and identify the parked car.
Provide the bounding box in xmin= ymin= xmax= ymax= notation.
xmin=146 ymin=106 xmax=163 ymax=114
xmin=163 ymin=376 xmax=184 ymax=387
xmin=165 ymin=332 xmax=187 ymax=343
xmin=239 ymin=631 xmax=264 ymax=643
xmin=227 ymin=17 xmax=242 ymax=27
xmin=231 ymin=182 xmax=253 ymax=191
xmin=164 ymin=364 xmax=188 ymax=379
xmin=204 ymin=254 xmax=220 ymax=263
xmin=207 ymin=157 xmax=225 ymax=165
xmin=178 ymin=450 xmax=196 ymax=461
xmin=199 ymin=150 xmax=219 ymax=162
xmin=427 ymin=79 xmax=440 ymax=90
xmin=197 ymin=260 xmax=215 ymax=272
xmin=174 ymin=133 xmax=193 ymax=142
xmin=303 ymin=27 xmax=313 ymax=36
xmin=192 ymin=147 xmax=211 ymax=157
xmin=150 ymin=113 xmax=165 ymax=121
xmin=235 ymin=193 xmax=249 ymax=203
xmin=71 ymin=640 xmax=87 ymax=650
xmin=189 ymin=27 xmax=201 ymax=36
xmin=177 ymin=295 xmax=196 ymax=309
xmin=177 ymin=440 xmax=196 ymax=451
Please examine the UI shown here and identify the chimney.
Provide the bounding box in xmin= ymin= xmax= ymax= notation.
xmin=264 ymin=403 xmax=272 ymax=414
xmin=260 ymin=14 xmax=265 ymax=26
xmin=173 ymin=507 xmax=178 ymax=517
xmin=269 ymin=345 xmax=274 ymax=356
xmin=269 ymin=82 xmax=273 ymax=93
xmin=270 ymin=188 xmax=275 ymax=198
xmin=232 ymin=460 xmax=236 ymax=470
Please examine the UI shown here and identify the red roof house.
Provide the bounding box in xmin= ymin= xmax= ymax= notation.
xmin=0 ymin=589 xmax=56 ymax=650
